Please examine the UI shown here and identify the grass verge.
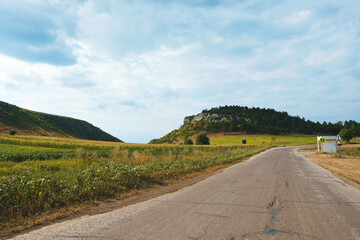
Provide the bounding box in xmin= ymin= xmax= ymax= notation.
xmin=301 ymin=143 xmax=360 ymax=187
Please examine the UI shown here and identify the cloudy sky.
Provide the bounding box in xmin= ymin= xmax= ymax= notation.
xmin=0 ymin=0 xmax=359 ymax=143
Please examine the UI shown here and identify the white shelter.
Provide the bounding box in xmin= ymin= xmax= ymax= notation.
xmin=317 ymin=136 xmax=337 ymax=153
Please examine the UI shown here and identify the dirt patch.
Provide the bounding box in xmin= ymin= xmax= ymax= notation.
xmin=300 ymin=149 xmax=360 ymax=190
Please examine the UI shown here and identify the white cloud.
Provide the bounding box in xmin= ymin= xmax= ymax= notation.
xmin=284 ymin=10 xmax=311 ymax=25
xmin=305 ymin=49 xmax=346 ymax=67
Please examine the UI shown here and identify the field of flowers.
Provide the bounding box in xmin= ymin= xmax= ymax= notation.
xmin=0 ymin=135 xmax=268 ymax=233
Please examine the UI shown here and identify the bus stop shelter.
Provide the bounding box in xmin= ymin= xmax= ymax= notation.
xmin=317 ymin=136 xmax=337 ymax=153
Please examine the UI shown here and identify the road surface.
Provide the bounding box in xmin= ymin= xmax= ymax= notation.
xmin=11 ymin=147 xmax=360 ymax=240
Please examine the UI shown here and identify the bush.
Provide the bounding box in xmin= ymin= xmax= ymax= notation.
xmin=184 ymin=138 xmax=193 ymax=145
xmin=9 ymin=130 xmax=17 ymax=135
xmin=339 ymin=128 xmax=355 ymax=143
xmin=195 ymin=134 xmax=210 ymax=145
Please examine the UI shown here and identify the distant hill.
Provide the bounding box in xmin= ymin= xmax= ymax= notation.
xmin=149 ymin=105 xmax=359 ymax=144
xmin=0 ymin=101 xmax=122 ymax=142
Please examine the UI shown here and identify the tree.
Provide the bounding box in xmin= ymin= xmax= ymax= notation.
xmin=195 ymin=134 xmax=210 ymax=145
xmin=184 ymin=138 xmax=193 ymax=145
xmin=339 ymin=128 xmax=355 ymax=143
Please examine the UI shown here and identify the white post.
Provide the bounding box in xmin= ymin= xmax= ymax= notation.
xmin=317 ymin=136 xmax=320 ymax=152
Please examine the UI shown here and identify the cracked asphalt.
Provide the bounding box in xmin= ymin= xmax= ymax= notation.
xmin=10 ymin=147 xmax=360 ymax=240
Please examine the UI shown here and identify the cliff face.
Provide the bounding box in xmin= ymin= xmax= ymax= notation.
xmin=0 ymin=101 xmax=122 ymax=142
xmin=184 ymin=113 xmax=249 ymax=125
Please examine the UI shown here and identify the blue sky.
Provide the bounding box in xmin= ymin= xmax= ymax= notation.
xmin=0 ymin=0 xmax=359 ymax=143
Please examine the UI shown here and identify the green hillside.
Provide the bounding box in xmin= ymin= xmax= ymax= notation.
xmin=0 ymin=101 xmax=122 ymax=142
xmin=150 ymin=105 xmax=360 ymax=144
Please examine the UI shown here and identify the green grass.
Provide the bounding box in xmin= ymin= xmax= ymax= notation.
xmin=0 ymin=143 xmax=68 ymax=152
xmin=211 ymin=134 xmax=316 ymax=146
xmin=0 ymin=144 xmax=75 ymax=162
xmin=0 ymin=136 xmax=116 ymax=150
xmin=351 ymin=137 xmax=360 ymax=143
xmin=0 ymin=135 xmax=269 ymax=232
xmin=339 ymin=147 xmax=360 ymax=156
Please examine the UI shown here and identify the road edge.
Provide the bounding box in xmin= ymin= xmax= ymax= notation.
xmin=296 ymin=148 xmax=360 ymax=191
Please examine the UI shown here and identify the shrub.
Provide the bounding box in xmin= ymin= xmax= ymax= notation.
xmin=184 ymin=138 xmax=193 ymax=145
xmin=195 ymin=134 xmax=210 ymax=145
xmin=9 ymin=130 xmax=17 ymax=135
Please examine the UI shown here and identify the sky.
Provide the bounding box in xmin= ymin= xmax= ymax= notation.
xmin=0 ymin=0 xmax=359 ymax=143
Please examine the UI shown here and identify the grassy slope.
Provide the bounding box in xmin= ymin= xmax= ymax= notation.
xmin=0 ymin=101 xmax=121 ymax=142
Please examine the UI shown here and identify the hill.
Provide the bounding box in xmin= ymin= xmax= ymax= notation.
xmin=149 ymin=105 xmax=360 ymax=144
xmin=0 ymin=101 xmax=122 ymax=142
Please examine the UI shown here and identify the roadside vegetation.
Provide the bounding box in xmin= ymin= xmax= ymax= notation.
xmin=0 ymin=135 xmax=269 ymax=236
xmin=301 ymin=137 xmax=360 ymax=187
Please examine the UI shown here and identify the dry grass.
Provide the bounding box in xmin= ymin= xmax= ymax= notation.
xmin=303 ymin=143 xmax=360 ymax=185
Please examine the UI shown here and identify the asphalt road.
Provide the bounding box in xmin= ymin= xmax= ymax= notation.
xmin=11 ymin=147 xmax=360 ymax=240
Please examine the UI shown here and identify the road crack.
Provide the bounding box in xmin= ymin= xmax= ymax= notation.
xmin=265 ymin=196 xmax=282 ymax=233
